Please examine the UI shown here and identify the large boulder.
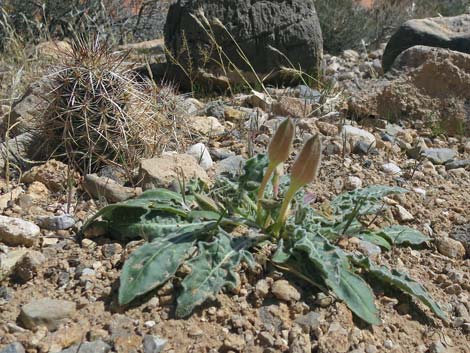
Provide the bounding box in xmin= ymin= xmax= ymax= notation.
xmin=164 ymin=0 xmax=323 ymax=83
xmin=383 ymin=14 xmax=470 ymax=72
xmin=349 ymin=46 xmax=470 ymax=136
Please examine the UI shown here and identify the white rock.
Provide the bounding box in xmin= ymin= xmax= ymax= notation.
xmin=382 ymin=163 xmax=402 ymax=175
xmin=0 ymin=215 xmax=40 ymax=247
xmin=341 ymin=125 xmax=376 ymax=147
xmin=186 ymin=143 xmax=213 ymax=170
xmin=345 ymin=176 xmax=362 ymax=190
xmin=413 ymin=187 xmax=426 ymax=198
xmin=395 ymin=205 xmax=414 ymax=222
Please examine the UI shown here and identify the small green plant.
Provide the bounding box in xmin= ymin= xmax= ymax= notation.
xmin=82 ymin=118 xmax=447 ymax=324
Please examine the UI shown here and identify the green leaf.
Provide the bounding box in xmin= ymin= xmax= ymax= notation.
xmin=119 ymin=230 xmax=196 ymax=305
xmin=357 ymin=231 xmax=392 ymax=251
xmin=377 ymin=225 xmax=429 ymax=246
xmin=176 ymin=231 xmax=254 ymax=318
xmin=331 ymin=185 xmax=406 ymax=218
xmin=354 ymin=257 xmax=448 ymax=322
xmin=293 ymin=229 xmax=381 ymax=325
xmin=239 ymin=154 xmax=269 ymax=186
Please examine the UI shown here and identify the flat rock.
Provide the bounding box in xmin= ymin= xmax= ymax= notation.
xmin=187 ymin=116 xmax=225 ymax=135
xmin=0 ymin=343 xmax=25 ymax=353
xmin=0 ymin=249 xmax=29 ymax=281
xmin=139 ymin=154 xmax=210 ymax=190
xmin=83 ymin=174 xmax=142 ymax=203
xmin=0 ymin=215 xmax=40 ymax=247
xmin=36 ymin=214 xmax=75 ymax=230
xmin=58 ymin=340 xmax=111 ymax=353
xmin=19 ymin=298 xmax=76 ymax=331
xmin=421 ymin=148 xmax=457 ymax=165
xmin=445 ymin=159 xmax=470 ymax=170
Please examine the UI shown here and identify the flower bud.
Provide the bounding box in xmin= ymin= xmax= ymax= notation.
xmin=290 ymin=134 xmax=322 ymax=187
xmin=268 ymin=118 xmax=295 ymax=164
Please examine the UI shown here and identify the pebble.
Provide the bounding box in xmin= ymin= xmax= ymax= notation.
xmin=36 ymin=214 xmax=75 ymax=230
xmin=12 ymin=250 xmax=46 ymax=283
xmin=445 ymin=159 xmax=470 ymax=170
xmin=214 ymin=155 xmax=246 ymax=177
xmin=345 ymin=176 xmax=362 ymax=190
xmin=187 ymin=116 xmax=225 ymax=136
xmin=295 ymin=312 xmax=321 ymax=333
xmin=255 ymin=279 xmax=270 ymax=298
xmin=0 ymin=215 xmax=40 ymax=247
xmin=0 ymin=343 xmax=25 ymax=353
xmin=395 ymin=205 xmax=414 ymax=222
xmin=19 ymin=298 xmax=76 ymax=331
xmin=383 ymin=339 xmax=394 ymax=350
xmin=382 ymin=163 xmax=402 ymax=175
xmin=143 ymin=335 xmax=167 ymax=353
xmin=58 ymin=340 xmax=111 ymax=353
xmin=271 ymin=280 xmax=301 ymax=302
xmin=436 ymin=238 xmax=466 ymax=259
xmin=186 ymin=143 xmax=213 ymax=170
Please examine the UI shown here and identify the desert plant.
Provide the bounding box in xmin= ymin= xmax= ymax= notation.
xmin=36 ymin=35 xmax=187 ymax=175
xmin=82 ymin=118 xmax=447 ymax=324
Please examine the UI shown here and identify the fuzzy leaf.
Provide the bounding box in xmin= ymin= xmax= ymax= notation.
xmin=354 ymin=257 xmax=447 ymax=322
xmin=176 ymin=231 xmax=254 ymax=318
xmin=239 ymin=154 xmax=269 ymax=186
xmin=119 ymin=230 xmax=197 ymax=305
xmin=330 ymin=185 xmax=406 ymax=218
xmin=376 ymin=225 xmax=429 ymax=246
xmin=358 ymin=231 xmax=392 ymax=251
xmin=294 ymin=229 xmax=381 ymax=325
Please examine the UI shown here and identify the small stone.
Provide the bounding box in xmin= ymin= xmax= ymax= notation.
xmin=0 ymin=215 xmax=40 ymax=247
xmin=19 ymin=298 xmax=76 ymax=331
xmin=422 ymin=148 xmax=457 ymax=165
xmin=272 ymin=280 xmax=301 ymax=302
xmin=58 ymin=340 xmax=111 ymax=353
xmin=143 ymin=335 xmax=167 ymax=353
xmin=383 ymin=339 xmax=393 ymax=350
xmin=444 ymin=284 xmax=462 ymax=295
xmin=258 ymin=331 xmax=276 ymax=346
xmin=428 ymin=340 xmax=446 ymax=353
xmin=0 ymin=285 xmax=13 ymax=303
xmin=0 ymin=249 xmax=29 ymax=281
xmin=395 ymin=205 xmax=414 ymax=222
xmin=295 ymin=312 xmax=321 ymax=333
xmin=36 ymin=214 xmax=75 ymax=230
xmin=214 ymin=155 xmax=246 ymax=177
xmin=436 ymin=238 xmax=466 ymax=259
xmin=353 ymin=140 xmax=377 ymax=155
xmin=341 ymin=125 xmax=376 ymax=147
xmin=144 ymin=320 xmax=156 ymax=328
xmin=255 ymin=279 xmax=270 ymax=298
xmin=223 ymin=333 xmax=246 ymax=351
xmin=315 ymin=293 xmax=334 ymax=307
xmin=345 ymin=176 xmax=362 ymax=190
xmin=382 ymin=163 xmax=402 ymax=175
xmin=188 ymin=116 xmax=225 ymax=135
xmin=357 ymin=240 xmax=381 ymax=257
xmin=188 ymin=327 xmax=204 ymax=338
xmin=83 ymin=174 xmax=141 ymax=203
xmin=12 ymin=250 xmax=46 ymax=283
xmin=316 ymin=121 xmax=338 ymax=136
xmin=0 ymin=343 xmax=25 ymax=353
xmin=101 ymin=243 xmax=123 ymax=258
xmin=445 ymin=159 xmax=470 ymax=170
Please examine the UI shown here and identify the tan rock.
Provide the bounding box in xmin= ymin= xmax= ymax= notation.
xmin=21 ymin=160 xmax=78 ymax=192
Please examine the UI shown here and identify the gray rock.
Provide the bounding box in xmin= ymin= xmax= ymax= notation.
xmin=36 ymin=214 xmax=75 ymax=230
xmin=0 ymin=343 xmax=25 ymax=353
xmin=451 ymin=223 xmax=470 ymax=257
xmin=204 ymin=100 xmax=225 ymax=119
xmin=214 ymin=155 xmax=246 ymax=177
xmin=211 ymin=148 xmax=235 ymax=161
xmin=0 ymin=215 xmax=40 ymax=247
xmin=421 ymin=148 xmax=457 ymax=165
xmin=381 ymin=163 xmax=402 ymax=175
xmin=0 ymin=285 xmax=13 ymax=303
xmin=0 ymin=132 xmax=39 ymax=171
xmin=341 ymin=125 xmax=376 ymax=147
xmin=83 ymin=174 xmax=142 ymax=203
xmin=186 ymin=143 xmax=213 ymax=170
xmin=445 ymin=159 xmax=470 ymax=170
xmin=295 ymin=312 xmax=321 ymax=333
xmin=143 ymin=335 xmax=167 ymax=353
xmin=19 ymin=298 xmax=76 ymax=331
xmin=165 ymin=0 xmax=323 ymax=81
xmin=58 ymin=340 xmax=111 ymax=353
xmin=353 ymin=140 xmax=377 ymax=155
xmin=358 ymin=240 xmax=381 ymax=257
xmin=383 ymin=14 xmax=470 ymax=72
